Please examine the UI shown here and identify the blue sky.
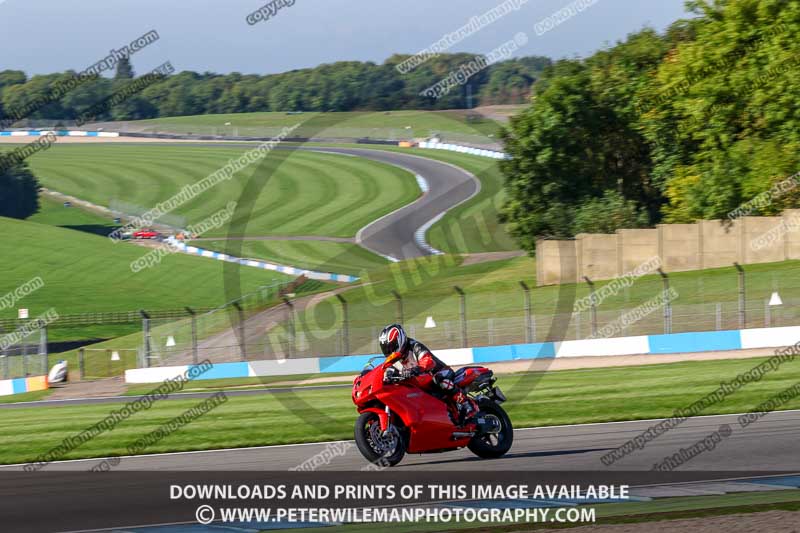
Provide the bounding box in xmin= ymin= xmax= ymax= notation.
xmin=0 ymin=0 xmax=691 ymax=76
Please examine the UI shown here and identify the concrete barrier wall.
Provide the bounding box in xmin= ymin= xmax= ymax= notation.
xmin=576 ymin=233 xmax=618 ymax=281
xmin=538 ymin=209 xmax=800 ymax=285
xmin=536 ymin=240 xmax=578 ymax=286
xmin=784 ymin=209 xmax=800 ymax=259
xmin=0 ymin=375 xmax=49 ymax=396
xmin=742 ymin=216 xmax=785 ymax=264
xmin=700 ymin=219 xmax=740 ymax=269
xmin=617 ymin=229 xmax=658 ymax=275
xmin=659 ymin=223 xmax=701 ymax=272
xmin=123 ymin=325 xmax=800 ymax=384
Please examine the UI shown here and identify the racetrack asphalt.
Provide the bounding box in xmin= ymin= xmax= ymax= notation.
xmin=2 ymin=410 xmax=798 ymax=472
xmin=293 ymin=146 xmax=481 ymax=261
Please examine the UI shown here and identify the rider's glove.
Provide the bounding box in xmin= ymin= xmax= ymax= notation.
xmin=383 ymin=367 xmax=400 ymax=382
xmin=400 ymin=367 xmax=421 ymax=380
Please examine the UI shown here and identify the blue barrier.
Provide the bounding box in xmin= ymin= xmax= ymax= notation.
xmin=125 ymin=326 xmax=800 ymax=384
xmin=11 ymin=379 xmax=27 ymax=394
xmin=188 ymin=362 xmax=250 ymax=380
xmin=319 ymin=354 xmax=377 ymax=373
xmin=648 ymin=330 xmax=742 ymax=354
xmin=473 ymin=342 xmax=555 ymax=363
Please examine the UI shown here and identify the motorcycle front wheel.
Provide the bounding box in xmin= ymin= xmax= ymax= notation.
xmin=354 ymin=411 xmax=406 ymax=467
xmin=468 ymin=401 xmax=513 ymax=459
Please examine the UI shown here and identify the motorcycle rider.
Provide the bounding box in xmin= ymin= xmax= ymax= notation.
xmin=378 ymin=323 xmax=477 ymax=424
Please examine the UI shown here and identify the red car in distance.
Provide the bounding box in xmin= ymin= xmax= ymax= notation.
xmin=132 ymin=228 xmax=160 ymax=240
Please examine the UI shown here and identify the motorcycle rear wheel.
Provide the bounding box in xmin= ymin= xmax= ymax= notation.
xmin=467 ymin=402 xmax=513 ymax=459
xmin=354 ymin=411 xmax=406 ymax=467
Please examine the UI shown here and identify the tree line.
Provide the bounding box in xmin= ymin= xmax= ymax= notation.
xmin=0 ymin=54 xmax=550 ymax=125
xmin=0 ymin=53 xmax=549 ymax=220
xmin=500 ymin=0 xmax=800 ymax=253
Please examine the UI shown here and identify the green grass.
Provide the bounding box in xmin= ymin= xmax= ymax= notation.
xmin=116 ymin=110 xmax=503 ymax=144
xmin=14 ymin=144 xmax=420 ymax=239
xmin=0 ymin=389 xmax=52 ymax=404
xmin=0 ymin=216 xmax=296 ymax=335
xmin=28 ymin=196 xmax=118 ymax=235
xmin=197 ymin=239 xmax=388 ymax=276
xmin=2 ymin=355 xmax=800 ymax=464
xmin=124 ymin=373 xmax=353 ymax=395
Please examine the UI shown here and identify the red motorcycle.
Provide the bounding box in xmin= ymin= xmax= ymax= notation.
xmin=351 ymin=352 xmax=513 ymax=466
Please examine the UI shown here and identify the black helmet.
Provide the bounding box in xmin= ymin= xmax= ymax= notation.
xmin=379 ymin=324 xmax=408 ymax=357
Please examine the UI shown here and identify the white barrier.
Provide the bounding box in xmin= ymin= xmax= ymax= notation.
xmin=0 ymin=130 xmax=119 ymax=137
xmin=417 ymin=140 xmax=510 ymax=160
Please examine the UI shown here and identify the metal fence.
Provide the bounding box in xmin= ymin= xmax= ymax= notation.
xmin=0 ymin=326 xmax=49 ymax=380
xmin=16 ymin=263 xmax=800 ymax=379
xmin=0 ymin=307 xmax=215 ymax=332
xmin=0 ymin=280 xmax=293 ymax=380
xmin=120 ymin=263 xmax=800 ymax=366
xmin=78 ymin=348 xmax=139 ymax=380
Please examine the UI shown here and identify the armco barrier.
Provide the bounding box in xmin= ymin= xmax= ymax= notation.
xmin=169 ymin=240 xmax=359 ymax=283
xmin=124 ymin=325 xmax=800 ymax=384
xmin=0 ymin=375 xmax=49 ymax=396
xmin=0 ymin=130 xmax=119 ymax=137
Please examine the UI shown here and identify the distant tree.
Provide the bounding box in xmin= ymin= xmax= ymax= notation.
xmin=640 ymin=0 xmax=800 ymax=222
xmin=499 ymin=29 xmax=675 ymax=249
xmin=572 ymin=190 xmax=649 ymax=234
xmin=0 ymin=53 xmax=554 ymax=125
xmin=115 ymin=57 xmax=134 ymax=80
xmin=0 ymin=162 xmax=40 ymax=219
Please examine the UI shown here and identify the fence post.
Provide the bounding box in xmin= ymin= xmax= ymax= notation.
xmin=454 ymin=286 xmax=467 ymax=348
xmin=336 ymin=294 xmax=350 ymax=355
xmin=22 ymin=341 xmax=28 ymax=376
xmin=79 ymin=348 xmax=85 ymax=380
xmin=734 ymin=262 xmax=745 ymax=329
xmin=658 ymin=268 xmax=672 ymax=334
xmin=392 ymin=290 xmax=404 ymax=325
xmin=283 ymin=296 xmax=295 ymax=359
xmin=39 ymin=324 xmax=48 ymax=375
xmin=185 ymin=307 xmax=198 ymax=365
xmin=233 ymin=302 xmax=246 ymax=361
xmin=0 ymin=328 xmax=6 ymax=379
xmin=140 ymin=310 xmax=151 ymax=368
xmin=583 ymin=276 xmax=598 ymax=337
xmin=520 ymin=281 xmax=533 ymax=343
xmin=715 ymin=303 xmax=722 ymax=331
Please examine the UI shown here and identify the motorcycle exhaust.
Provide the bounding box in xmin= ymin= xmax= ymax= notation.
xmin=451 ymin=431 xmax=475 ymax=439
